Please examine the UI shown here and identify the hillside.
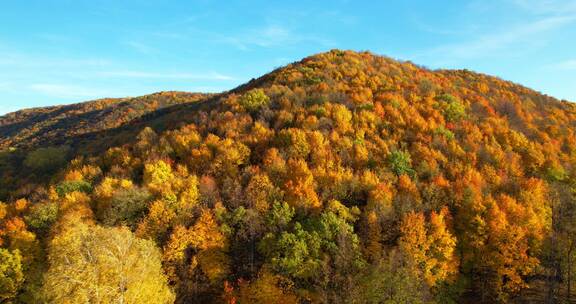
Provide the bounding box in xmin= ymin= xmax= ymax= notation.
xmin=0 ymin=91 xmax=210 ymax=200
xmin=1 ymin=50 xmax=575 ymax=303
xmin=0 ymin=91 xmax=211 ymax=150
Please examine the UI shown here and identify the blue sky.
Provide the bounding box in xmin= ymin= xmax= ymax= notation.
xmin=1 ymin=0 xmax=575 ymax=115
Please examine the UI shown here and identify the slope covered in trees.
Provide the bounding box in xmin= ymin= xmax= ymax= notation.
xmin=0 ymin=91 xmax=210 ymax=200
xmin=0 ymin=91 xmax=210 ymax=150
xmin=1 ymin=50 xmax=576 ymax=303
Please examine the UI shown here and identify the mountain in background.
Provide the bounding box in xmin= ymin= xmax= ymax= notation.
xmin=0 ymin=91 xmax=210 ymax=150
xmin=1 ymin=50 xmax=575 ymax=303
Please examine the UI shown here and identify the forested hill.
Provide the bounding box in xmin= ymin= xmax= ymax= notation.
xmin=0 ymin=91 xmax=210 ymax=150
xmin=0 ymin=91 xmax=211 ymax=200
xmin=1 ymin=50 xmax=575 ymax=303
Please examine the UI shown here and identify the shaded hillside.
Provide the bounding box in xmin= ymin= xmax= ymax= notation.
xmin=1 ymin=50 xmax=575 ymax=304
xmin=0 ymin=91 xmax=212 ymax=200
xmin=0 ymin=91 xmax=211 ymax=150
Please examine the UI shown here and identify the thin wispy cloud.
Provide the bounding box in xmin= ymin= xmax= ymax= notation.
xmin=0 ymin=52 xmax=110 ymax=68
xmin=151 ymin=32 xmax=187 ymax=40
xmin=96 ymin=71 xmax=234 ymax=81
xmin=321 ymin=10 xmax=357 ymax=25
xmin=410 ymin=0 xmax=576 ymax=66
xmin=124 ymin=41 xmax=155 ymax=54
xmin=219 ymin=25 xmax=335 ymax=50
xmin=425 ymin=15 xmax=574 ymax=60
xmin=511 ymin=0 xmax=576 ymax=15
xmin=0 ymin=49 xmax=233 ymax=82
xmin=29 ymin=84 xmax=115 ymax=99
xmin=37 ymin=34 xmax=76 ymax=44
xmin=548 ymin=59 xmax=576 ymax=70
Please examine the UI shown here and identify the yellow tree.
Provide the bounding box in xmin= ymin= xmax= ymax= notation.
xmin=399 ymin=212 xmax=429 ymax=279
xmin=136 ymin=199 xmax=176 ymax=243
xmin=0 ymin=248 xmax=24 ymax=302
xmin=143 ymin=159 xmax=174 ymax=196
xmin=163 ymin=209 xmax=230 ymax=302
xmin=426 ymin=207 xmax=458 ymax=287
xmin=42 ymin=223 xmax=174 ymax=304
xmin=283 ymin=159 xmax=321 ymax=211
xmin=481 ymin=195 xmax=539 ymax=301
xmin=245 ymin=172 xmax=281 ymax=213
xmin=235 ymin=268 xmax=298 ymax=304
xmin=399 ymin=208 xmax=458 ymax=289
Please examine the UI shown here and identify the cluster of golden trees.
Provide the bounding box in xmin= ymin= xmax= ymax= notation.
xmin=1 ymin=50 xmax=576 ymax=303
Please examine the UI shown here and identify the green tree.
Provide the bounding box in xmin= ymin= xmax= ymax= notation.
xmin=388 ymin=150 xmax=415 ymax=176
xmin=347 ymin=251 xmax=428 ymax=304
xmin=55 ymin=180 xmax=93 ymax=197
xmin=259 ymin=210 xmax=364 ymax=283
xmin=259 ymin=222 xmax=322 ymax=279
xmin=277 ymin=128 xmax=311 ymax=159
xmin=23 ymin=146 xmax=70 ymax=174
xmin=101 ymin=187 xmax=152 ymax=229
xmin=24 ymin=201 xmax=58 ymax=232
xmin=239 ymin=89 xmax=270 ymax=113
xmin=436 ymin=94 xmax=466 ymax=122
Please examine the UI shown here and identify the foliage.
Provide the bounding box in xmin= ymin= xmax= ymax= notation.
xmin=42 ymin=223 xmax=174 ymax=304
xmin=347 ymin=251 xmax=428 ymax=304
xmin=388 ymin=150 xmax=415 ymax=177
xmin=24 ymin=202 xmax=58 ymax=232
xmin=434 ymin=126 xmax=455 ymax=140
xmin=399 ymin=208 xmax=458 ymax=289
xmin=100 ymin=187 xmax=152 ymax=228
xmin=144 ymin=160 xmax=174 ymax=195
xmin=259 ymin=210 xmax=364 ymax=286
xmin=55 ymin=180 xmax=93 ymax=197
xmin=23 ymin=146 xmax=69 ymax=173
xmin=0 ymin=248 xmax=24 ymax=302
xmin=233 ymin=268 xmax=298 ymax=304
xmin=266 ymin=201 xmax=295 ymax=231
xmin=239 ymin=88 xmax=270 ymax=113
xmin=0 ymin=92 xmax=209 ymax=151
xmin=436 ymin=94 xmax=466 ymax=122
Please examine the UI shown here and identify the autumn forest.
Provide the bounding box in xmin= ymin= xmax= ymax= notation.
xmin=1 ymin=50 xmax=576 ymax=303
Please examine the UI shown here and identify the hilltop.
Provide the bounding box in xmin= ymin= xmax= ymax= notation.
xmin=0 ymin=50 xmax=575 ymax=303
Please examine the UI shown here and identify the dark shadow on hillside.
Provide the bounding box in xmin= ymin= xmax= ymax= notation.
xmin=0 ymin=92 xmax=212 ymax=149
xmin=58 ymin=93 xmax=225 ymax=155
xmin=0 ymin=104 xmax=89 ymax=136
